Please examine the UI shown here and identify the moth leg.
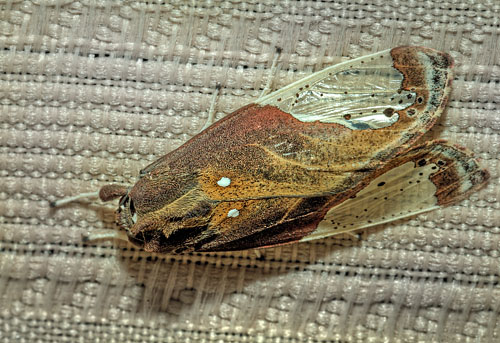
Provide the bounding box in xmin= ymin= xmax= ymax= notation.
xmin=343 ymin=232 xmax=361 ymax=240
xmin=49 ymin=191 xmax=100 ymax=207
xmin=201 ymin=47 xmax=281 ymax=131
xmin=82 ymin=230 xmax=129 ymax=243
xmin=258 ymin=47 xmax=282 ymax=99
xmin=200 ymin=84 xmax=222 ymax=131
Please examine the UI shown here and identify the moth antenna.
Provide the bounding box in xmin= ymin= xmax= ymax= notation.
xmin=258 ymin=47 xmax=282 ymax=99
xmin=49 ymin=191 xmax=99 ymax=208
xmin=81 ymin=230 xmax=129 ymax=243
xmin=201 ymin=84 xmax=222 ymax=131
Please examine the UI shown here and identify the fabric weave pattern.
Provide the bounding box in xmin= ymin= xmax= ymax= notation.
xmin=0 ymin=1 xmax=498 ymax=342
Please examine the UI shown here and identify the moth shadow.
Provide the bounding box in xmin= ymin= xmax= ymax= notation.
xmin=109 ymin=231 xmax=368 ymax=320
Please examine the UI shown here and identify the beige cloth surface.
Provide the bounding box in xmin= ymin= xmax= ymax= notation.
xmin=1 ymin=1 xmax=499 ymax=342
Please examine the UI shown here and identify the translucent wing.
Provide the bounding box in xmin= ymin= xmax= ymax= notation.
xmin=257 ymin=46 xmax=453 ymax=130
xmin=301 ymin=141 xmax=489 ymax=242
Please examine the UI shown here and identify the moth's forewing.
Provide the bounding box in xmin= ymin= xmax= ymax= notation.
xmin=118 ymin=46 xmax=460 ymax=253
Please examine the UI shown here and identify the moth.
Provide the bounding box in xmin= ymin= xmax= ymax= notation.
xmin=52 ymin=46 xmax=489 ymax=253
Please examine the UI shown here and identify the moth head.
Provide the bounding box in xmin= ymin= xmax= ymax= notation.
xmin=98 ymin=184 xmax=141 ymax=243
xmin=99 ymin=184 xmax=214 ymax=253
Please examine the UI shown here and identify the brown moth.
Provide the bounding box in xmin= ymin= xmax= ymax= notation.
xmin=52 ymin=46 xmax=489 ymax=253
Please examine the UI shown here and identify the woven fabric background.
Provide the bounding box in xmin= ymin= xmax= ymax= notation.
xmin=1 ymin=1 xmax=499 ymax=342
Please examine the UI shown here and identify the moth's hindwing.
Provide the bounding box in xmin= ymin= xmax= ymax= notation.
xmin=111 ymin=47 xmax=486 ymax=253
xmin=300 ymin=141 xmax=489 ymax=243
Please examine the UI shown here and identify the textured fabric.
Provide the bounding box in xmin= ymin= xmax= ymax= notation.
xmin=1 ymin=1 xmax=499 ymax=342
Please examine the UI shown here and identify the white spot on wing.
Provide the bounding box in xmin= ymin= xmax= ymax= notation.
xmin=217 ymin=177 xmax=231 ymax=187
xmin=132 ymin=212 xmax=138 ymax=224
xmin=227 ymin=209 xmax=240 ymax=218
